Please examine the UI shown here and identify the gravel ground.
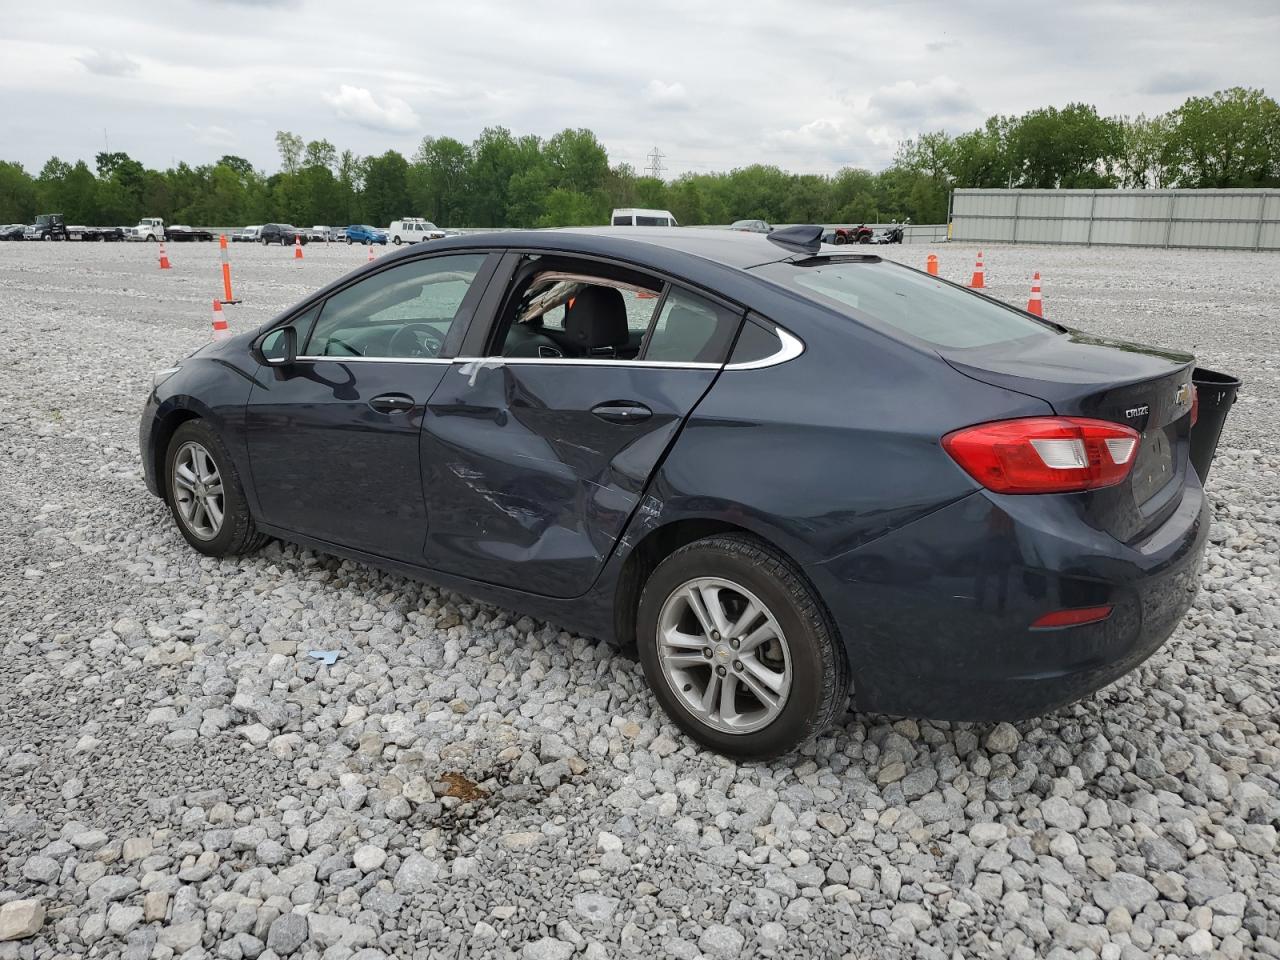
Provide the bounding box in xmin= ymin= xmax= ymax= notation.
xmin=1 ymin=239 xmax=1277 ymax=960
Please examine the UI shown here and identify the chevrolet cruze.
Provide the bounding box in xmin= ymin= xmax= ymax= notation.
xmin=140 ymin=227 xmax=1210 ymax=758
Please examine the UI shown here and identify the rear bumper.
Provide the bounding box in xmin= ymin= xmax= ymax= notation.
xmin=809 ymin=479 xmax=1208 ymax=721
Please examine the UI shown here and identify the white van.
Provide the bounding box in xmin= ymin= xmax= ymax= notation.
xmin=388 ymin=218 xmax=446 ymax=244
xmin=610 ymin=208 xmax=679 ymax=227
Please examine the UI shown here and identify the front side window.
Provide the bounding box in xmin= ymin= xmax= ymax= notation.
xmin=305 ymin=253 xmax=487 ymax=359
xmin=756 ymin=259 xmax=1053 ymax=350
xmin=612 ymin=216 xmax=630 ymax=226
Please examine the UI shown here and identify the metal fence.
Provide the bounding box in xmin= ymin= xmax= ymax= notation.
xmin=950 ymin=188 xmax=1280 ymax=251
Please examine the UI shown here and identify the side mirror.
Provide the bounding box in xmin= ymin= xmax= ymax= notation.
xmin=265 ymin=326 xmax=298 ymax=365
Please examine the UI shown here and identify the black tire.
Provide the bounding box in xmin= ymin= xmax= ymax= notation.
xmin=164 ymin=420 xmax=268 ymax=557
xmin=636 ymin=534 xmax=850 ymax=760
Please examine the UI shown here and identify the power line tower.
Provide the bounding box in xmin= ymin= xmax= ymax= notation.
xmin=644 ymin=146 xmax=666 ymax=180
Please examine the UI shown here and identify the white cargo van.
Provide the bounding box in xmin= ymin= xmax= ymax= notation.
xmin=610 ymin=208 xmax=679 ymax=227
xmin=388 ymin=218 xmax=446 ymax=244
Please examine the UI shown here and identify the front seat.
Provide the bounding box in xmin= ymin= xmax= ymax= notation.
xmin=563 ymin=286 xmax=629 ymax=356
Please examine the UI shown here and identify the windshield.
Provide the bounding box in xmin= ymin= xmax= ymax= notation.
xmin=756 ymin=259 xmax=1055 ymax=349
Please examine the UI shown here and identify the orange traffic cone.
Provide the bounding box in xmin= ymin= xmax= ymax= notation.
xmin=293 ymin=234 xmax=303 ymax=261
xmin=219 ymin=234 xmax=241 ymax=304
xmin=1027 ymin=272 xmax=1044 ymax=317
xmin=158 ymin=243 xmax=171 ymax=270
xmin=211 ymin=299 xmax=230 ymax=340
xmin=367 ymin=244 xmax=375 ymax=263
xmin=969 ymin=251 xmax=985 ymax=289
xmin=926 ymin=253 xmax=938 ymax=276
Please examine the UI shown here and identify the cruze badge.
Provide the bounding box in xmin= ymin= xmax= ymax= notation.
xmin=1125 ymin=405 xmax=1149 ymax=419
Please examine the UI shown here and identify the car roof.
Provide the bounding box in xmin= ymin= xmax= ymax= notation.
xmin=416 ymin=227 xmax=792 ymax=271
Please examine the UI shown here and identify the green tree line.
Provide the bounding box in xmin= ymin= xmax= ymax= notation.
xmin=1 ymin=87 xmax=1276 ymax=229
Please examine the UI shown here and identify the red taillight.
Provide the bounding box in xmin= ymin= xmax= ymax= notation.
xmin=942 ymin=417 xmax=1140 ymax=494
xmin=1190 ymin=387 xmax=1199 ymax=427
xmin=1031 ymin=605 xmax=1113 ymax=629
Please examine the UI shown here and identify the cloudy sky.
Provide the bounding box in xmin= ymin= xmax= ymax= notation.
xmin=1 ymin=0 xmax=1277 ymax=177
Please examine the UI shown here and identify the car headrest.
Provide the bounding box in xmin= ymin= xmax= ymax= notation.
xmin=564 ymin=286 xmax=629 ymax=348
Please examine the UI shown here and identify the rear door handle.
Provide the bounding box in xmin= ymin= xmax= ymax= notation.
xmin=591 ymin=401 xmax=652 ymax=424
xmin=369 ymin=393 xmax=416 ymax=414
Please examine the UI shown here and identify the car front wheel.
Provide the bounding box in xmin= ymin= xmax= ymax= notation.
xmin=637 ymin=534 xmax=850 ymax=760
xmin=165 ymin=420 xmax=267 ymax=557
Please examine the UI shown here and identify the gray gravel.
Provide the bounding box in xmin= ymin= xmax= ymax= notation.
xmin=1 ymin=239 xmax=1278 ymax=959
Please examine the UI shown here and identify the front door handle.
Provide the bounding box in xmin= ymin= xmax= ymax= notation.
xmin=591 ymin=401 xmax=652 ymax=424
xmin=369 ymin=393 xmax=416 ymax=414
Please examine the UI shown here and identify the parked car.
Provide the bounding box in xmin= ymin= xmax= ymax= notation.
xmin=25 ymin=213 xmax=69 ymax=241
xmin=730 ymin=219 xmax=772 ymax=234
xmin=328 ymin=226 xmax=347 ymax=242
xmin=389 ymin=218 xmax=447 ymax=244
xmin=307 ymin=225 xmax=341 ymax=242
xmin=0 ymin=223 xmax=26 ymax=240
xmin=232 ymin=226 xmax=261 ymax=243
xmin=139 ymin=225 xmax=1216 ymax=760
xmin=259 ymin=223 xmax=307 ymax=245
xmin=344 ymin=224 xmax=387 ymax=245
xmin=611 ymin=207 xmax=679 ymax=227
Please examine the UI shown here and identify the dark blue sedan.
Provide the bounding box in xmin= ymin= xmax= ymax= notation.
xmin=140 ymin=227 xmax=1209 ymax=759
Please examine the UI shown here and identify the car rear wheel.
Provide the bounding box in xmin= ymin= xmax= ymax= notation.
xmin=637 ymin=534 xmax=850 ymax=760
xmin=165 ymin=420 xmax=268 ymax=557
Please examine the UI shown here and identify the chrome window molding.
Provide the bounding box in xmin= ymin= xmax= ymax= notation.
xmin=450 ymin=356 xmax=722 ymax=370
xmin=293 ymin=355 xmax=454 ymax=364
xmin=724 ymin=326 xmax=805 ymax=371
xmin=283 ymin=325 xmax=804 ymax=371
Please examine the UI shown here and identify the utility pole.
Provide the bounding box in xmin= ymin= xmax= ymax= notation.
xmin=644 ymin=146 xmax=666 ymax=180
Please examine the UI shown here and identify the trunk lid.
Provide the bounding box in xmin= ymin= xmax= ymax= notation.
xmin=942 ymin=328 xmax=1196 ymax=542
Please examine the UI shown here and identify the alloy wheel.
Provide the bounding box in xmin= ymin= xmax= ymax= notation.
xmin=171 ymin=441 xmax=225 ymax=541
xmin=656 ymin=577 xmax=792 ymax=734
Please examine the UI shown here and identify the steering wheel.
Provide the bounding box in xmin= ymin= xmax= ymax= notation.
xmin=388 ymin=323 xmax=446 ymax=359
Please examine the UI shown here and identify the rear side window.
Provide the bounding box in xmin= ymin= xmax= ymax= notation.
xmin=729 ymin=318 xmax=782 ymax=364
xmin=643 ymin=288 xmax=740 ymax=363
xmin=612 ymin=216 xmax=630 ymax=225
xmin=759 ymin=260 xmax=1053 ymax=349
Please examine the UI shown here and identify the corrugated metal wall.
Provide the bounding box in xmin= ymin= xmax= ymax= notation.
xmin=950 ymin=189 xmax=1280 ymax=250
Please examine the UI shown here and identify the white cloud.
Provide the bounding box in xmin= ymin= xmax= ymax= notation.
xmin=75 ymin=49 xmax=140 ymax=77
xmin=643 ymin=79 xmax=690 ymax=110
xmin=322 ymin=85 xmax=420 ymax=134
xmin=185 ymin=123 xmax=237 ymax=148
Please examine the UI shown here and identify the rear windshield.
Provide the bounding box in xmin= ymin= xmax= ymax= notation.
xmin=757 ymin=259 xmax=1053 ymax=349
